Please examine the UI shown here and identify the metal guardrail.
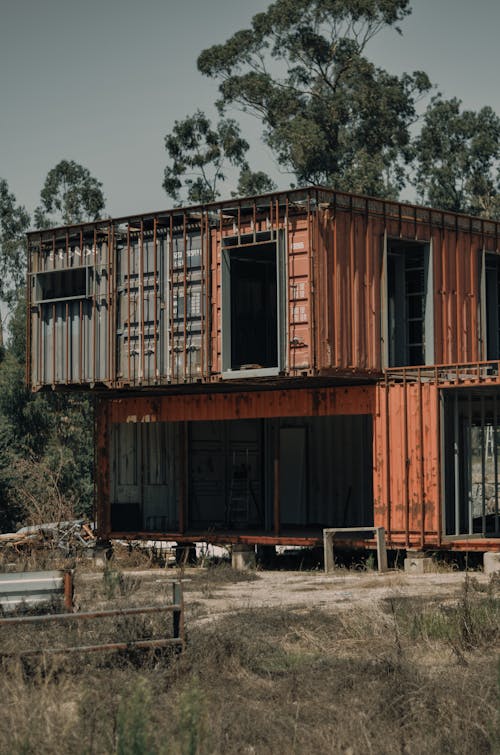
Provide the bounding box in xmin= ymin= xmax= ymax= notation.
xmin=323 ymin=527 xmax=388 ymax=573
xmin=385 ymin=361 xmax=500 ymax=385
xmin=0 ymin=581 xmax=185 ymax=656
xmin=0 ymin=570 xmax=74 ymax=612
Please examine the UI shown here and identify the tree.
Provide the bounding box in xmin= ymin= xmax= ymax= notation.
xmin=0 ymin=179 xmax=30 ymax=306
xmin=35 ymin=159 xmax=106 ymax=226
xmin=0 ymin=163 xmax=103 ymax=531
xmin=233 ymin=168 xmax=277 ymax=197
xmin=197 ymin=0 xmax=431 ymax=197
xmin=163 ymin=110 xmax=257 ymax=203
xmin=413 ymin=97 xmax=500 ymax=218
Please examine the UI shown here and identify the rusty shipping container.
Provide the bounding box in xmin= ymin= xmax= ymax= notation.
xmin=95 ymin=375 xmax=500 ymax=550
xmin=26 ymin=186 xmax=500 ymax=554
xmin=27 ymin=187 xmax=500 ymax=390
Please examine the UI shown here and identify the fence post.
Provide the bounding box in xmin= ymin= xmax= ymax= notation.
xmin=172 ymin=581 xmax=184 ymax=647
xmin=63 ymin=570 xmax=74 ymax=612
xmin=323 ymin=530 xmax=335 ymax=574
xmin=375 ymin=528 xmax=388 ymax=573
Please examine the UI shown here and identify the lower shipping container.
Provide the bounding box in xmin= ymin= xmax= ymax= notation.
xmin=95 ymin=384 xmax=500 ymax=552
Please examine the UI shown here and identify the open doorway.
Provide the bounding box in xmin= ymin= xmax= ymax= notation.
xmin=384 ymin=240 xmax=434 ymax=367
xmin=222 ymin=235 xmax=284 ymax=376
xmin=443 ymin=389 xmax=500 ymax=537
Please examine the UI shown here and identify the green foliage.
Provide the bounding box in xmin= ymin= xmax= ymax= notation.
xmin=0 ymin=163 xmax=103 ymax=532
xmin=414 ymin=96 xmax=500 ymax=217
xmin=35 ymin=159 xmax=106 ymax=226
xmin=116 ymin=680 xmax=156 ymax=755
xmin=163 ymin=110 xmax=274 ymax=204
xmin=179 ymin=681 xmax=205 ymax=755
xmin=233 ymin=168 xmax=277 ymax=197
xmin=0 ymin=304 xmax=94 ymax=530
xmin=197 ymin=0 xmax=430 ymax=197
xmin=0 ymin=178 xmax=30 ymax=306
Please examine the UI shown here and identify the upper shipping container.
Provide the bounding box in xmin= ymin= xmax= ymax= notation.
xmin=27 ymin=187 xmax=500 ymax=391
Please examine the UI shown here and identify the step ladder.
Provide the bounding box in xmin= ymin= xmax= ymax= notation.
xmin=227 ymin=450 xmax=251 ymax=526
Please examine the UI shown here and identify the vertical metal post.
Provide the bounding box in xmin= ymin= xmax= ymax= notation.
xmin=206 ymin=213 xmax=212 ymax=377
xmin=65 ymin=301 xmax=69 ymax=384
xmin=468 ymin=391 xmax=473 ymax=535
xmin=172 ymin=581 xmax=184 ymax=647
xmin=92 ymin=228 xmax=97 ymax=385
xmin=106 ymin=225 xmax=112 ymax=383
xmin=437 ymin=389 xmax=443 ymax=546
xmin=183 ymin=214 xmax=188 ymax=379
xmin=79 ymin=228 xmax=84 ymax=383
xmin=153 ymin=217 xmax=158 ymax=380
xmin=494 ymin=391 xmax=499 ymax=535
xmin=140 ymin=219 xmax=145 ymax=382
xmin=375 ymin=527 xmax=388 ymax=573
xmin=323 ymin=531 xmax=334 ymax=574
xmin=200 ymin=214 xmax=205 ymax=379
xmin=52 ymin=302 xmax=56 ymax=386
xmin=25 ymin=237 xmax=32 ymax=387
xmin=385 ymin=376 xmax=392 ymax=538
xmin=349 ymin=206 xmax=356 ymax=367
xmin=403 ymin=376 xmax=410 ymax=547
xmin=169 ymin=214 xmax=175 ymax=381
xmin=454 ymin=391 xmax=460 ymax=536
xmin=481 ymin=393 xmax=486 ymax=536
xmin=273 ymin=424 xmax=280 ymax=536
xmin=127 ymin=223 xmax=131 ymax=383
xmin=307 ymin=194 xmax=316 ymax=371
xmin=63 ymin=570 xmax=74 ymax=612
xmin=65 ymin=230 xmax=69 ymax=384
xmin=418 ymin=379 xmax=425 ymax=548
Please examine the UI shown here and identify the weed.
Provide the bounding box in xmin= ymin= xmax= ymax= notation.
xmin=179 ymin=680 xmax=207 ymax=755
xmin=116 ymin=679 xmax=156 ymax=755
xmin=365 ymin=552 xmax=376 ymax=571
xmin=102 ymin=565 xmax=140 ymax=600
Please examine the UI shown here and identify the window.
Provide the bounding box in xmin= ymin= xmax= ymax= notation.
xmin=443 ymin=390 xmax=500 ymax=537
xmin=221 ymin=232 xmax=285 ymax=376
xmin=484 ymin=254 xmax=500 ymax=359
xmin=34 ymin=267 xmax=92 ymax=302
xmin=384 ymin=240 xmax=433 ymax=367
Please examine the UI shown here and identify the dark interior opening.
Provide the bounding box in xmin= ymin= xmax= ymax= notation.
xmin=485 ymin=255 xmax=500 ymax=359
xmin=35 ymin=267 xmax=88 ymax=302
xmin=387 ymin=242 xmax=428 ymax=367
xmin=229 ymin=243 xmax=277 ymax=370
xmin=443 ymin=390 xmax=500 ymax=537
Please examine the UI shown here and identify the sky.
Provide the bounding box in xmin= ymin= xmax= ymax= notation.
xmin=1 ymin=0 xmax=499 ymax=221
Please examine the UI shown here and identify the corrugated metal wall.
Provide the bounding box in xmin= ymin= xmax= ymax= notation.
xmin=96 ymin=383 xmax=500 ymax=549
xmin=373 ymin=380 xmax=441 ymax=549
xmin=30 ymin=230 xmax=110 ymax=385
xmin=28 ymin=188 xmax=500 ymax=391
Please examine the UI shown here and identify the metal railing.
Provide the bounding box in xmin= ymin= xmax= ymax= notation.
xmin=323 ymin=527 xmax=388 ymax=573
xmin=0 ymin=569 xmax=74 ymax=612
xmin=385 ymin=360 xmax=500 ymax=385
xmin=0 ymin=580 xmax=185 ymax=656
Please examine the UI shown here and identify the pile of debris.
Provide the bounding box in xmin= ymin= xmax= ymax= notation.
xmin=0 ymin=520 xmax=95 ymax=555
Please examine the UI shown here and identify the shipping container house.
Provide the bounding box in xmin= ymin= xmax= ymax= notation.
xmin=26 ymin=187 xmax=500 ymax=552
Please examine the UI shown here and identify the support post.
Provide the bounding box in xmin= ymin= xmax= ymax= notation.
xmin=323 ymin=527 xmax=388 ymax=574
xmin=323 ymin=530 xmax=335 ymax=574
xmin=63 ymin=569 xmax=74 ymax=612
xmin=375 ymin=527 xmax=388 ymax=573
xmin=172 ymin=581 xmax=184 ymax=647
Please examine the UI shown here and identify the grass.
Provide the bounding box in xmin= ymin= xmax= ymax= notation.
xmin=0 ymin=567 xmax=499 ymax=754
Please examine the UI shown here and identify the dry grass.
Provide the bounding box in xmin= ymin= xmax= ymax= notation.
xmin=0 ymin=569 xmax=499 ymax=754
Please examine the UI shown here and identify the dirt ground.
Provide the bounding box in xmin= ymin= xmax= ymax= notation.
xmin=74 ymin=562 xmax=492 ymax=624
xmin=182 ymin=568 xmax=481 ymax=614
xmin=1 ymin=557 xmax=499 ymax=754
